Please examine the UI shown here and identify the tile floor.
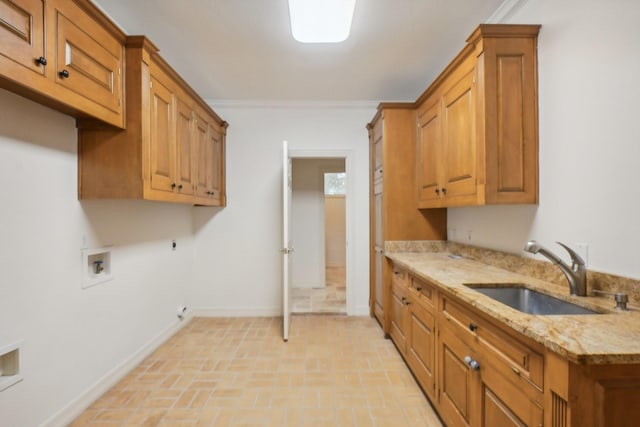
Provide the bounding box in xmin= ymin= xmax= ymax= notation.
xmin=292 ymin=267 xmax=346 ymax=314
xmin=70 ymin=315 xmax=443 ymax=426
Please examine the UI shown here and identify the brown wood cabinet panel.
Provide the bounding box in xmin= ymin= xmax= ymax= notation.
xmin=407 ymin=298 xmax=437 ymax=399
xmin=439 ymin=325 xmax=476 ymax=427
xmin=442 ymin=68 xmax=477 ymax=202
xmin=176 ymin=98 xmax=195 ymax=196
xmin=0 ymin=0 xmax=45 ymax=76
xmin=414 ymin=24 xmax=540 ymax=209
xmin=78 ymin=36 xmax=227 ymax=206
xmin=0 ymin=0 xmax=125 ymax=127
xmin=367 ymin=106 xmax=446 ymax=331
xmin=149 ymin=72 xmax=176 ymax=194
xmin=372 ymin=248 xmax=384 ymax=325
xmin=479 ymin=356 xmax=543 ymax=427
xmin=389 ymin=277 xmax=408 ymax=354
xmin=416 ymin=99 xmax=441 ymax=204
xmin=52 ymin=0 xmax=122 ymax=117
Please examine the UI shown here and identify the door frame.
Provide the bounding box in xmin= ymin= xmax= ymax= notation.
xmin=289 ymin=149 xmax=354 ymax=315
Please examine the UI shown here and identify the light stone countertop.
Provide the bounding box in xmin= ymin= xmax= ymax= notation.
xmin=386 ymin=251 xmax=640 ymax=365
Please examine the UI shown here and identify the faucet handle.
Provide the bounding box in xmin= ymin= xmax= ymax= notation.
xmin=556 ymin=242 xmax=586 ymax=268
xmin=592 ymin=289 xmax=629 ymax=310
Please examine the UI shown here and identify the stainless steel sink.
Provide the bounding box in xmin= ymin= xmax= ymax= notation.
xmin=466 ymin=284 xmax=601 ymax=315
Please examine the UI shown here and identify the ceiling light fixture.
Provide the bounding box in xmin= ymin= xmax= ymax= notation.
xmin=287 ymin=0 xmax=356 ymax=43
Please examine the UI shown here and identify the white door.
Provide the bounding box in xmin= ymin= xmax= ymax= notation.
xmin=282 ymin=140 xmax=293 ymax=341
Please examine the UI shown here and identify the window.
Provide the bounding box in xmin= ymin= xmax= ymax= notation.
xmin=324 ymin=172 xmax=346 ymax=195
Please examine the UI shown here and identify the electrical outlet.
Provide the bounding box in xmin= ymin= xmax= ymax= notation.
xmin=573 ymin=242 xmax=588 ymax=266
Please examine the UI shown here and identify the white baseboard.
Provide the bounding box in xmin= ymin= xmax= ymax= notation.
xmin=192 ymin=306 xmax=281 ymax=317
xmin=351 ymin=305 xmax=371 ymax=316
xmin=292 ymin=281 xmax=325 ymax=289
xmin=41 ymin=315 xmax=193 ymax=427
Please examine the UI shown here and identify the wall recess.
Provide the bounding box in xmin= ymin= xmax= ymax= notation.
xmin=0 ymin=341 xmax=23 ymax=392
xmin=82 ymin=247 xmax=114 ymax=288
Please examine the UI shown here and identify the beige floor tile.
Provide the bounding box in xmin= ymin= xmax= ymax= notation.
xmin=70 ymin=315 xmax=442 ymax=427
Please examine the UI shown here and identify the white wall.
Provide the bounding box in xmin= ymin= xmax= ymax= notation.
xmin=0 ymin=90 xmax=194 ymax=427
xmin=448 ymin=0 xmax=640 ymax=279
xmin=291 ymin=158 xmax=345 ymax=288
xmin=191 ymin=103 xmax=374 ymax=316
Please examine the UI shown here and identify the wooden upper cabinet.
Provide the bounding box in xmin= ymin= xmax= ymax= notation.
xmin=194 ymin=110 xmax=226 ymax=204
xmin=417 ymin=99 xmax=441 ymax=205
xmin=78 ymin=36 xmax=228 ymax=206
xmin=176 ymin=98 xmax=196 ymax=196
xmin=0 ymin=0 xmax=45 ymax=76
xmin=416 ymin=24 xmax=540 ymax=208
xmin=148 ymin=71 xmax=176 ymax=195
xmin=0 ymin=0 xmax=125 ymax=128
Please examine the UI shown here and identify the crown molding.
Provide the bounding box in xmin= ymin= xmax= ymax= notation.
xmin=486 ymin=0 xmax=530 ymax=23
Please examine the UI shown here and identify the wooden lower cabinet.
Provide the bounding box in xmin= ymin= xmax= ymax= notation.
xmin=387 ymin=260 xmax=640 ymax=427
xmin=389 ymin=267 xmax=409 ymax=355
xmin=407 ymin=291 xmax=437 ymax=400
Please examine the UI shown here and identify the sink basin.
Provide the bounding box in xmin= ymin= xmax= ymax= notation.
xmin=466 ymin=284 xmax=600 ymax=315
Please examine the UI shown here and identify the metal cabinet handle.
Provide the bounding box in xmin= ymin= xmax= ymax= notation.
xmin=416 ymin=287 xmax=423 ymax=291
xmin=36 ymin=56 xmax=47 ymax=66
xmin=178 ymin=184 xmax=183 ymax=190
xmin=171 ymin=182 xmax=176 ymax=189
xmin=442 ymin=188 xmax=447 ymax=194
xmin=469 ymin=323 xmax=478 ymax=332
xmin=435 ymin=188 xmax=440 ymax=194
xmin=464 ymin=356 xmax=480 ymax=371
xmin=59 ymin=69 xmax=70 ymax=78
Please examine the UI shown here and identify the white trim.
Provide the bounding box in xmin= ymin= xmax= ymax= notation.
xmin=288 ymin=149 xmax=356 ymax=315
xmin=42 ymin=315 xmax=193 ymax=427
xmin=292 ymin=281 xmax=326 ymax=289
xmin=206 ymin=99 xmax=379 ymax=110
xmin=486 ymin=0 xmax=529 ymax=23
xmin=352 ymin=306 xmax=372 ymax=316
xmin=192 ymin=307 xmax=281 ymax=317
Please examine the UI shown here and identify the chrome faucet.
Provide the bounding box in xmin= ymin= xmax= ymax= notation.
xmin=524 ymin=240 xmax=587 ymax=296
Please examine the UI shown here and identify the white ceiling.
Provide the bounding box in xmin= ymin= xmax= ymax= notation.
xmin=92 ymin=0 xmax=510 ymax=102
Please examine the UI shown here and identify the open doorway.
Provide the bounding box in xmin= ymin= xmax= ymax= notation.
xmin=290 ymin=158 xmax=347 ymax=314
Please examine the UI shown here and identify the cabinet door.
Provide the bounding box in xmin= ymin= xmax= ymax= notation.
xmin=407 ymin=299 xmax=437 ymax=399
xmin=372 ymin=121 xmax=383 ymax=183
xmin=416 ymin=100 xmax=442 ymax=205
xmin=194 ymin=112 xmax=223 ymax=204
xmin=372 ymin=178 xmax=384 ymax=324
xmin=50 ymin=0 xmax=123 ymax=122
xmin=149 ymin=74 xmax=175 ymax=193
xmin=438 ymin=326 xmax=478 ymax=427
xmin=194 ymin=111 xmax=209 ymax=199
xmin=208 ymin=122 xmax=223 ymax=202
xmin=373 ymin=247 xmax=384 ymax=325
xmin=175 ymin=99 xmax=195 ymax=196
xmin=442 ymin=68 xmax=477 ymax=200
xmin=478 ymin=358 xmax=543 ymax=427
xmin=389 ymin=280 xmax=408 ymax=355
xmin=0 ymin=0 xmax=45 ymax=76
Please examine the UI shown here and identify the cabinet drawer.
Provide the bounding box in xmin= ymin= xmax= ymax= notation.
xmin=391 ymin=266 xmax=409 ymax=288
xmin=410 ymin=275 xmax=437 ymax=310
xmin=441 ymin=295 xmax=543 ymax=391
